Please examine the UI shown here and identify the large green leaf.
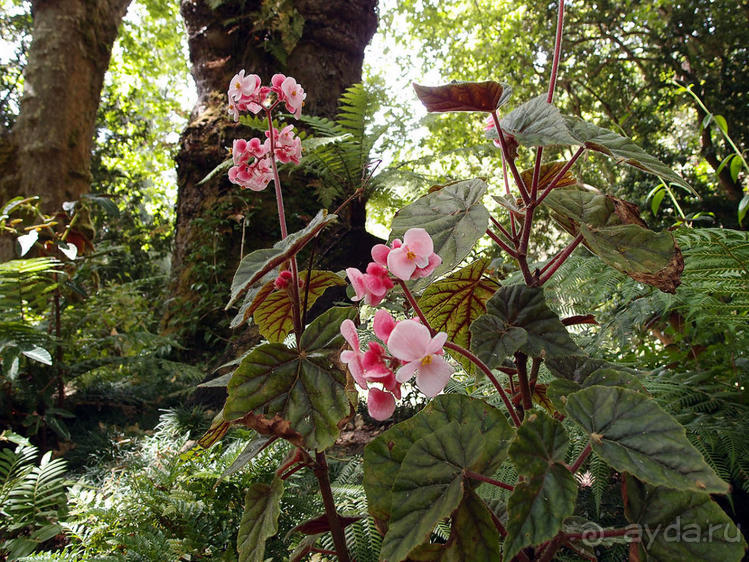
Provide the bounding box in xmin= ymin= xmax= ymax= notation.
xmin=542 ymin=188 xmax=683 ymax=293
xmin=504 ymin=465 xmax=578 ymax=561
xmin=407 ymin=488 xmax=501 ymax=562
xmin=625 ymin=478 xmax=747 ymax=561
xmin=382 ymin=421 xmax=507 ymax=561
xmin=565 ymin=386 xmax=728 ymax=493
xmin=470 ymin=284 xmax=578 ymax=368
xmin=253 ymin=270 xmax=345 ymax=343
xmin=227 ymin=210 xmax=337 ymax=307
xmin=224 ymin=307 xmax=356 ymax=450
xmin=503 ymin=413 xmax=577 ymax=560
xmin=563 ymin=116 xmax=694 ymax=192
xmin=500 ymin=95 xmax=578 ymax=147
xmin=364 ymin=394 xmax=513 ymax=524
xmin=418 ymin=259 xmax=499 ymax=373
xmin=237 ymin=477 xmax=284 ymax=562
xmin=389 ymin=179 xmax=490 ymax=282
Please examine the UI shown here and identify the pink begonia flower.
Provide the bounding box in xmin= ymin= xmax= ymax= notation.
xmin=388 ymin=319 xmax=453 ymax=397
xmin=270 ymin=73 xmax=286 ymax=96
xmin=367 ymin=387 xmax=396 ymax=421
xmin=227 ymin=70 xmax=264 ymax=120
xmin=386 ymin=228 xmax=442 ymax=281
xmin=371 ymin=243 xmax=391 ymax=267
xmin=228 ymin=156 xmax=274 ymax=191
xmin=345 ymin=262 xmax=394 ymax=306
xmin=339 ymin=319 xmax=366 ymax=389
xmin=266 ymin=125 xmax=303 ymax=164
xmin=280 ymin=76 xmax=306 ymax=118
xmin=273 ymin=270 xmax=292 ymax=290
xmin=373 ymin=309 xmax=396 ymax=342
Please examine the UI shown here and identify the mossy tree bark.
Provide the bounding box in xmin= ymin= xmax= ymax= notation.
xmin=167 ymin=0 xmax=379 ymax=347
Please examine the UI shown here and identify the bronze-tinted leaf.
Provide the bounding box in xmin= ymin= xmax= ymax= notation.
xmin=237 ymin=411 xmax=305 ymax=448
xmin=413 ymin=81 xmax=509 ymax=113
xmin=519 ymin=161 xmax=577 ymax=193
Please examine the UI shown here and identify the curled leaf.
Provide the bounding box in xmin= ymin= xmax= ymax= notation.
xmin=413 ymin=81 xmax=510 ymax=112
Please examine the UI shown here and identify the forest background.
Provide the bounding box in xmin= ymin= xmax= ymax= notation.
xmin=0 ymin=0 xmax=747 ymax=559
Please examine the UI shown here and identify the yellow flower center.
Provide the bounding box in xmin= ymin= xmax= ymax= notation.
xmin=406 ymin=250 xmax=416 ymax=260
xmin=420 ymin=355 xmax=433 ymax=366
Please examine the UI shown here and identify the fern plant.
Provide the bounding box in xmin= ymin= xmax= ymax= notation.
xmin=0 ymin=443 xmax=68 ymax=560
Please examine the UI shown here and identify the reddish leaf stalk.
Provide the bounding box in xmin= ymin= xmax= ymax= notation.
xmin=465 ymin=469 xmax=515 ymax=491
xmin=539 ymin=233 xmax=584 ymax=284
xmin=529 ymin=357 xmax=541 ymax=390
xmin=547 ymin=0 xmax=566 ymax=104
xmin=266 ymin=109 xmax=303 ymax=341
xmin=313 ymin=451 xmax=351 ymax=562
xmin=531 ymin=146 xmax=545 ymax=200
xmin=490 ymin=215 xmax=516 ymax=244
xmin=515 ymin=353 xmax=533 ymax=411
xmin=536 ymin=146 xmax=585 ymax=205
xmin=500 ymin=150 xmax=518 ymax=237
xmin=489 ymin=508 xmax=508 ymax=538
xmin=538 ymin=534 xmax=565 ymax=562
xmin=491 ymin=111 xmax=530 ymax=204
xmin=487 ymin=229 xmax=519 ymax=258
xmin=569 ymin=442 xmax=593 ymax=473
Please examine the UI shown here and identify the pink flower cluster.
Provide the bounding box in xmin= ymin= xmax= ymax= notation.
xmin=340 ymin=311 xmax=453 ymax=420
xmin=345 ymin=228 xmax=441 ymax=305
xmin=227 ymin=70 xmax=306 ymax=121
xmin=228 ymin=125 xmax=302 ymax=191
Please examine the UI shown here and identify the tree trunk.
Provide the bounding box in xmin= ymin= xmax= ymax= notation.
xmin=0 ymin=0 xmax=132 ymax=215
xmin=167 ymin=0 xmax=378 ymax=346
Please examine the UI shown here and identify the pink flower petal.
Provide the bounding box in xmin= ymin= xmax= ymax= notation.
xmin=367 ymin=388 xmax=396 ymax=421
xmin=426 ymin=332 xmax=448 ymax=355
xmin=395 ymin=360 xmax=419 ymax=383
xmin=371 ymin=244 xmax=390 ymax=266
xmin=345 ymin=267 xmax=366 ymax=302
xmin=387 ymin=247 xmax=417 ymax=281
xmin=403 ymin=228 xmax=433 ymax=258
xmin=388 ymin=319 xmax=431 ymax=361
xmin=415 ymin=356 xmax=453 ymax=397
xmin=373 ymin=309 xmax=396 ymax=342
xmin=339 ymin=319 xmax=360 ymax=351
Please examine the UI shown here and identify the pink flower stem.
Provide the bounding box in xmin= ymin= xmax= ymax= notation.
xmin=547 ymin=0 xmax=566 ymax=104
xmin=487 ymin=229 xmax=519 ymax=259
xmin=313 ymin=451 xmax=351 ymax=562
xmin=538 ymin=233 xmax=584 ymax=284
xmin=492 ymin=111 xmax=530 ymax=205
xmin=266 ymin=109 xmax=303 ymax=341
xmin=536 ymin=147 xmax=585 ymax=205
xmin=396 ymin=279 xmax=522 ymax=427
xmin=464 ymin=469 xmax=515 ymax=491
xmin=568 ymin=442 xmax=592 ymax=473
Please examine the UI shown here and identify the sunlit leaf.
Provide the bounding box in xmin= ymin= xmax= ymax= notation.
xmin=519 ymin=161 xmax=577 ymax=192
xmin=500 ymin=95 xmax=578 ymax=146
xmin=16 ymin=231 xmax=38 ymax=257
xmin=390 ymin=179 xmax=490 ymax=283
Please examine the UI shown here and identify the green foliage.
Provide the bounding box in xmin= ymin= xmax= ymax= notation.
xmin=0 ymin=444 xmax=68 ymax=560
xmin=237 ymin=477 xmax=283 ymax=561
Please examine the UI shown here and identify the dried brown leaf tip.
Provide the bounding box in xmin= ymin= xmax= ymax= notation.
xmin=413 ymin=81 xmax=507 ymax=113
xmin=628 ymin=243 xmax=684 ymax=294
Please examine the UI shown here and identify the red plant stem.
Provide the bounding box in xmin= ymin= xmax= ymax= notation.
xmin=569 ymin=442 xmax=593 ymax=473
xmin=313 ymin=451 xmax=351 ymax=562
xmin=538 ymin=534 xmax=565 ymax=562
xmin=531 ymin=146 xmax=544 ymax=200
xmin=488 ymin=507 xmax=508 ymax=538
xmin=490 ymin=215 xmax=516 ymax=244
xmin=266 ymin=109 xmax=303 ymax=341
xmin=465 ymin=469 xmax=515 ymax=491
xmin=280 ymin=462 xmax=309 ymax=481
xmin=529 ymin=357 xmax=541 ymax=390
xmin=515 ymin=353 xmax=532 ymax=411
xmin=500 ymin=150 xmax=518 ymax=238
xmin=444 ymin=342 xmax=522 ymax=428
xmin=547 ymin=0 xmax=566 ymax=104
xmin=538 ymin=233 xmax=584 ymax=284
xmin=561 ymin=314 xmax=597 ymax=326
xmin=396 ymin=281 xmax=522 ymax=427
xmin=311 ymin=549 xmax=339 ymax=556
xmin=536 ymin=146 xmax=585 ymax=205
xmin=492 ymin=111 xmax=530 ymax=204
xmin=487 ymin=229 xmax=519 ymax=258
